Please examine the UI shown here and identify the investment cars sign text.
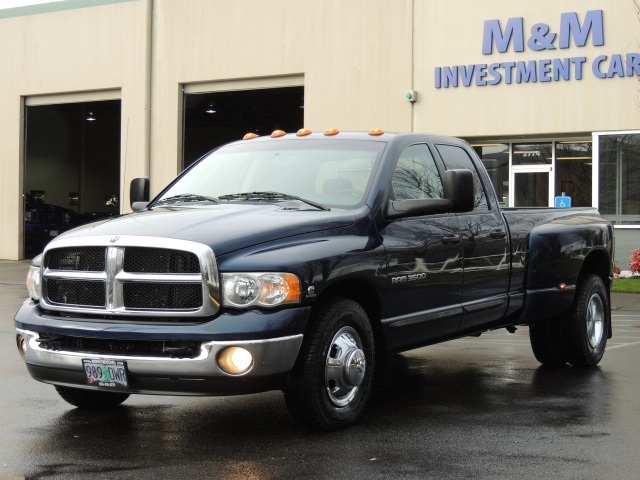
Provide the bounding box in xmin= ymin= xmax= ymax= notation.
xmin=435 ymin=10 xmax=640 ymax=88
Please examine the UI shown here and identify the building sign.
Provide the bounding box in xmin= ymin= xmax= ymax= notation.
xmin=435 ymin=10 xmax=640 ymax=88
xmin=555 ymin=196 xmax=572 ymax=208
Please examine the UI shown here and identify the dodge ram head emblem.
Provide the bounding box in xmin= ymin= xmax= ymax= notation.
xmin=109 ymin=236 xmax=120 ymax=243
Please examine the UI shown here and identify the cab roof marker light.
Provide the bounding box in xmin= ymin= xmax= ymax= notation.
xmin=296 ymin=128 xmax=312 ymax=136
xmin=243 ymin=133 xmax=259 ymax=140
xmin=369 ymin=128 xmax=384 ymax=136
xmin=271 ymin=130 xmax=286 ymax=138
xmin=324 ymin=128 xmax=339 ymax=136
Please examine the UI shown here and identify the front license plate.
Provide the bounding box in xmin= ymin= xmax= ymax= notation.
xmin=82 ymin=359 xmax=129 ymax=388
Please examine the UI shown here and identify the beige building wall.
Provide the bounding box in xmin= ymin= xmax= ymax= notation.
xmin=415 ymin=0 xmax=640 ymax=137
xmin=1 ymin=0 xmax=638 ymax=259
xmin=149 ymin=0 xmax=414 ymax=192
xmin=0 ymin=0 xmax=150 ymax=260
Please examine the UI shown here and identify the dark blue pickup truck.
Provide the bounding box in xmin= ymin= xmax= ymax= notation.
xmin=15 ymin=130 xmax=614 ymax=430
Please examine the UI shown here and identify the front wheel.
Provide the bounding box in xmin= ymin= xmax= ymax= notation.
xmin=55 ymin=386 xmax=130 ymax=409
xmin=283 ymin=298 xmax=375 ymax=431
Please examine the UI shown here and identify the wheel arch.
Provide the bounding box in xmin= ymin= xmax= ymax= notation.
xmin=578 ymin=248 xmax=612 ymax=289
xmin=312 ymin=279 xmax=388 ymax=362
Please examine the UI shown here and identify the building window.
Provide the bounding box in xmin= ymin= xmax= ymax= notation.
xmin=599 ymin=134 xmax=640 ymax=225
xmin=513 ymin=143 xmax=552 ymax=165
xmin=555 ymin=141 xmax=592 ymax=207
xmin=514 ymin=171 xmax=549 ymax=207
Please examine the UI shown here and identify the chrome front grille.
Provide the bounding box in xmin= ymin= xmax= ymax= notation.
xmin=122 ymin=282 xmax=202 ymax=309
xmin=48 ymin=247 xmax=106 ymax=271
xmin=123 ymin=247 xmax=200 ymax=273
xmin=40 ymin=236 xmax=220 ymax=318
xmin=47 ymin=279 xmax=106 ymax=307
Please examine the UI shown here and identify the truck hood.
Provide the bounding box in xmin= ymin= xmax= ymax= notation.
xmin=55 ymin=203 xmax=357 ymax=256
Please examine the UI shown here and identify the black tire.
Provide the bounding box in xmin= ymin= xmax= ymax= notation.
xmin=529 ymin=317 xmax=567 ymax=366
xmin=563 ymin=274 xmax=609 ymax=367
xmin=55 ymin=386 xmax=130 ymax=409
xmin=283 ymin=297 xmax=375 ymax=431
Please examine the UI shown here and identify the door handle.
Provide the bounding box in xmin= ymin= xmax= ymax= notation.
xmin=441 ymin=234 xmax=461 ymax=245
xmin=490 ymin=229 xmax=507 ymax=239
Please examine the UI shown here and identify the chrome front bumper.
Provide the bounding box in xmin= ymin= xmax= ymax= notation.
xmin=17 ymin=328 xmax=303 ymax=395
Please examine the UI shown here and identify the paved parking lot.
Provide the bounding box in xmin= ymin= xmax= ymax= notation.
xmin=1 ymin=260 xmax=639 ymax=479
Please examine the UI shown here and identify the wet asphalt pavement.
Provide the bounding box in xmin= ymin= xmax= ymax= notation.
xmin=1 ymin=260 xmax=639 ymax=479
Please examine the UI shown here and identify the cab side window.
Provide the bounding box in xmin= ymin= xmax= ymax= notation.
xmin=435 ymin=144 xmax=489 ymax=211
xmin=392 ymin=144 xmax=443 ymax=200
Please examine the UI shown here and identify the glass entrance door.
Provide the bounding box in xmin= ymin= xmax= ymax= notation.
xmin=512 ymin=168 xmax=552 ymax=207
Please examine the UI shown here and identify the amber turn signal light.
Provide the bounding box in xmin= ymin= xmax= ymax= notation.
xmin=243 ymin=133 xmax=259 ymax=140
xmin=324 ymin=128 xmax=339 ymax=136
xmin=271 ymin=130 xmax=286 ymax=138
xmin=296 ymin=128 xmax=312 ymax=136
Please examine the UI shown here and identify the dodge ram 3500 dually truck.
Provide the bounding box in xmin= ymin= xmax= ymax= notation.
xmin=15 ymin=130 xmax=614 ymax=431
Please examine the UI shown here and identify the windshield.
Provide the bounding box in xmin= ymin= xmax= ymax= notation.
xmin=156 ymin=139 xmax=386 ymax=209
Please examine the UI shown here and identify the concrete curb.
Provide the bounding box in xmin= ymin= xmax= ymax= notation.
xmin=611 ymin=292 xmax=640 ymax=311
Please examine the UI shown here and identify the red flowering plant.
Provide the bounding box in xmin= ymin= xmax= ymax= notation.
xmin=630 ymin=249 xmax=640 ymax=276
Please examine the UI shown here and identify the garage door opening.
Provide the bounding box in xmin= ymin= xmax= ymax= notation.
xmin=183 ymin=86 xmax=304 ymax=169
xmin=23 ymin=100 xmax=121 ymax=258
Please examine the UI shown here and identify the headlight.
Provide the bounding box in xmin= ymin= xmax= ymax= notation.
xmin=26 ymin=254 xmax=43 ymax=301
xmin=222 ymin=272 xmax=301 ymax=308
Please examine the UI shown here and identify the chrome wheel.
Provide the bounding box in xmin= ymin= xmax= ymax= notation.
xmin=586 ymin=293 xmax=605 ymax=349
xmin=284 ymin=298 xmax=375 ymax=430
xmin=325 ymin=326 xmax=366 ymax=407
xmin=563 ymin=274 xmax=609 ymax=367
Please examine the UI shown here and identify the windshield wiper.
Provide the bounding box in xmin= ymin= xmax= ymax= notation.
xmin=218 ymin=191 xmax=330 ymax=211
xmin=153 ymin=193 xmax=220 ymax=206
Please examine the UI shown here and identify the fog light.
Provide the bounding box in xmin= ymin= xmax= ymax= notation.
xmin=217 ymin=347 xmax=253 ymax=375
xmin=16 ymin=334 xmax=28 ymax=359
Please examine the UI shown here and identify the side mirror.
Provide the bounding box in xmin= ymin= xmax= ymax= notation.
xmin=443 ymin=169 xmax=474 ymax=213
xmin=386 ymin=198 xmax=454 ymax=219
xmin=130 ymin=177 xmax=149 ymax=210
xmin=131 ymin=201 xmax=149 ymax=212
xmin=385 ymin=168 xmax=475 ymax=220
